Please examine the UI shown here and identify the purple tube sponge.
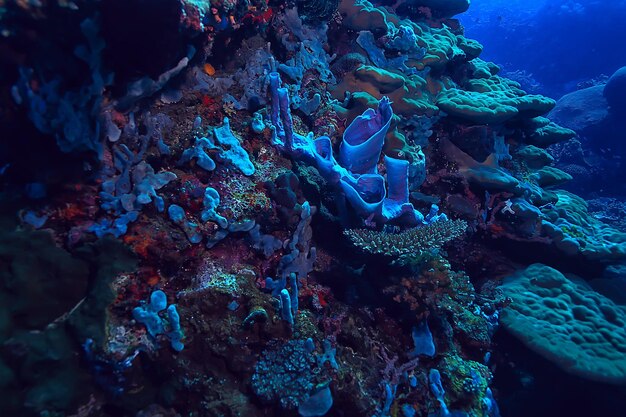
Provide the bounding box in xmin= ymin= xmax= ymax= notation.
xmin=339 ymin=97 xmax=392 ymax=174
xmin=280 ymin=289 xmax=294 ymax=326
xmin=269 ymin=72 xmax=283 ymax=139
xmin=410 ymin=319 xmax=436 ymax=357
xmin=381 ymin=156 xmax=423 ymax=224
xmin=312 ymin=136 xmax=341 ymax=182
xmin=267 ymin=71 xmax=440 ymax=226
xmin=385 ymin=156 xmax=410 ymax=204
xmin=339 ymin=175 xmax=385 ymax=216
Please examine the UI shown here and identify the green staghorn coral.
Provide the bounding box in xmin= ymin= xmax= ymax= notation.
xmin=344 ymin=219 xmax=467 ymax=264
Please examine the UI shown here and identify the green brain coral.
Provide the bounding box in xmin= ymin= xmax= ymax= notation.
xmin=541 ymin=190 xmax=626 ymax=261
xmin=499 ymin=264 xmax=626 ymax=384
xmin=436 ymin=88 xmax=519 ymax=124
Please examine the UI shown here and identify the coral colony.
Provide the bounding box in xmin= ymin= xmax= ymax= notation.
xmin=1 ymin=1 xmax=626 ymax=417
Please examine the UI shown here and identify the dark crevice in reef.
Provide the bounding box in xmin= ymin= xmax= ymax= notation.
xmin=493 ymin=328 xmax=626 ymax=417
xmin=1 ymin=112 xmax=91 ymax=188
xmin=483 ymin=236 xmax=607 ymax=281
xmin=101 ymin=0 xmax=187 ymax=83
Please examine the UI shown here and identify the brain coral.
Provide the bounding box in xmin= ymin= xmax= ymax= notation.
xmin=436 ymin=76 xmax=557 ymax=125
xmin=499 ymin=263 xmax=626 ymax=384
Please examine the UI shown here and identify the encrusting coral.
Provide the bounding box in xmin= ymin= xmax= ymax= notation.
xmin=499 ymin=264 xmax=626 ymax=384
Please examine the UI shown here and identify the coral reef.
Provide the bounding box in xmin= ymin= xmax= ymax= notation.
xmin=1 ymin=1 xmax=624 ymax=416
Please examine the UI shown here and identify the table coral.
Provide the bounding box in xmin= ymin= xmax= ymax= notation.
xmin=344 ymin=218 xmax=467 ymax=264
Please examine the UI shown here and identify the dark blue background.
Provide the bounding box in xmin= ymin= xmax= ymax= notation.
xmin=460 ymin=0 xmax=626 ymax=99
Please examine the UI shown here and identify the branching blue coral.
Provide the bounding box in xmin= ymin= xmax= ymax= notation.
xmin=178 ymin=136 xmax=217 ymax=171
xmin=201 ymin=187 xmax=228 ymax=228
xmin=133 ymin=290 xmax=184 ymax=352
xmin=277 ymin=8 xmax=336 ymax=86
xmin=89 ymin=211 xmax=138 ymax=238
xmin=317 ymin=340 xmax=339 ymax=370
xmin=429 ymin=369 xmax=450 ymax=417
xmin=164 ymin=185 xmax=255 ymax=249
xmin=268 ymin=72 xmax=439 ymax=226
xmin=213 ymin=118 xmax=255 ymax=175
xmin=94 ymin=141 xmax=175 ymax=238
xmin=168 ymin=204 xmax=202 ymax=244
xmin=100 ymin=157 xmax=176 ymax=214
xmin=249 ymin=224 xmax=283 ymax=257
xmin=180 ymin=117 xmax=255 ymax=176
xmin=12 ymin=18 xmax=110 ymax=154
xmin=277 ymin=201 xmax=317 ymax=279
xmin=266 ymin=272 xmax=299 ymax=326
xmin=356 ymin=26 xmax=426 ymax=75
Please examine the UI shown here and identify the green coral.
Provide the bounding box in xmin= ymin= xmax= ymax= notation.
xmin=515 ymin=145 xmax=554 ymax=169
xmin=541 ymin=190 xmax=626 ymax=260
xmin=437 ymin=77 xmax=556 ymax=125
xmin=436 ymin=88 xmax=518 ymax=124
xmin=440 ymin=354 xmax=491 ymax=413
xmin=344 ymin=219 xmax=467 ymax=264
xmin=468 ymin=58 xmax=499 ymax=79
xmin=500 ymin=264 xmax=626 ymax=384
xmin=523 ymin=117 xmax=577 ymax=147
xmin=529 ymin=166 xmax=572 ymax=188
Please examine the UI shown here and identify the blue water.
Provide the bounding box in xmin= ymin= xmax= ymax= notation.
xmin=461 ymin=0 xmax=626 ymax=98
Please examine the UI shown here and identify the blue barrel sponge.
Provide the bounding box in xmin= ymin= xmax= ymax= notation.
xmin=339 ymin=174 xmax=386 ymax=216
xmin=339 ymin=97 xmax=393 ymax=174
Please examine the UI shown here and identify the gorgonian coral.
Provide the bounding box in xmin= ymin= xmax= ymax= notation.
xmin=344 ymin=219 xmax=467 ymax=264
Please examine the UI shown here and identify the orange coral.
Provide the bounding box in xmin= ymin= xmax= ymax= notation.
xmin=488 ymin=223 xmax=505 ymax=235
xmin=138 ymin=266 xmax=161 ymax=286
xmin=203 ymin=63 xmax=216 ymax=76
xmin=56 ymin=203 xmax=86 ymax=221
xmin=123 ymin=233 xmax=154 ymax=259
